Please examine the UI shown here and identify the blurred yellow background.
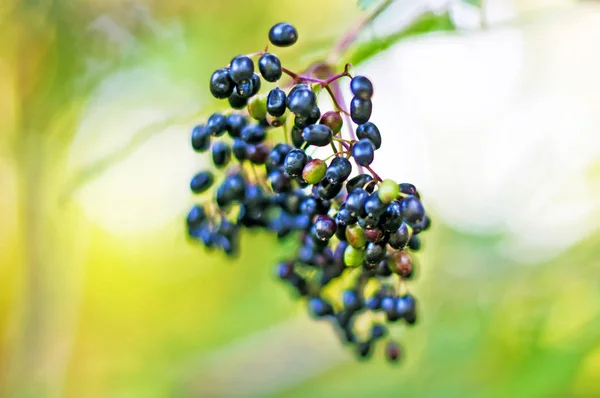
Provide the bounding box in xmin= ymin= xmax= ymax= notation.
xmin=1 ymin=0 xmax=600 ymax=397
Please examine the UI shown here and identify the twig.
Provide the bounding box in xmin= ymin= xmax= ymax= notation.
xmin=327 ymin=0 xmax=395 ymax=64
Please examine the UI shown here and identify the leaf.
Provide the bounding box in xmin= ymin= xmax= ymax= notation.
xmin=347 ymin=10 xmax=456 ymax=66
xmin=357 ymin=0 xmax=378 ymax=10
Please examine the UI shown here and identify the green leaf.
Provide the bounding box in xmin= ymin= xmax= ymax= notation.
xmin=346 ymin=11 xmax=456 ymax=66
xmin=357 ymin=0 xmax=378 ymax=10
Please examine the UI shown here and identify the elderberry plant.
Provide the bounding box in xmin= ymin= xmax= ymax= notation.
xmin=186 ymin=22 xmax=430 ymax=363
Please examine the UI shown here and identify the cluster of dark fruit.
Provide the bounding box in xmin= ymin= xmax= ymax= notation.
xmin=186 ymin=22 xmax=430 ymax=363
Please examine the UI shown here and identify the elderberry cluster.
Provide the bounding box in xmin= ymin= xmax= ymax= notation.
xmin=186 ymin=22 xmax=431 ymax=363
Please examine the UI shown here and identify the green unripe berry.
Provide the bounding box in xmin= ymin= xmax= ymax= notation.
xmin=320 ymin=111 xmax=343 ymax=134
xmin=302 ymin=159 xmax=326 ymax=184
xmin=266 ymin=112 xmax=286 ymax=127
xmin=378 ymin=179 xmax=400 ymax=203
xmin=345 ymin=223 xmax=367 ymax=248
xmin=248 ymin=96 xmax=267 ymax=120
xmin=344 ymin=245 xmax=364 ymax=267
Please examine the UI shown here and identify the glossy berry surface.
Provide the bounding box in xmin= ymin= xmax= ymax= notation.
xmin=352 ymin=138 xmax=375 ymax=166
xmin=350 ymin=76 xmax=374 ymax=100
xmin=267 ymin=88 xmax=287 ymax=117
xmin=350 ymin=97 xmax=373 ymax=125
xmin=356 ymin=122 xmax=381 ymax=149
xmin=268 ymin=22 xmax=298 ymax=47
xmin=258 ymin=53 xmax=282 ymax=82
xmin=229 ymin=55 xmax=254 ymax=84
xmin=210 ymin=68 xmax=234 ymax=99
xmin=302 ymin=124 xmax=332 ymax=147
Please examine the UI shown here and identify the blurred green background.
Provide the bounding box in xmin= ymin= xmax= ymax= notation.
xmin=1 ymin=0 xmax=600 ymax=397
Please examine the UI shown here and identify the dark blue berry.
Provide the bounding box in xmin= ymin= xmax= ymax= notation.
xmin=291 ymin=126 xmax=304 ymax=148
xmin=267 ymin=88 xmax=287 ymax=117
xmin=228 ymin=92 xmax=248 ymax=109
xmin=399 ymin=183 xmax=419 ymax=198
xmin=206 ymin=113 xmax=227 ymax=136
xmin=407 ymin=235 xmax=421 ymax=251
xmin=209 ymin=68 xmax=234 ymax=99
xmin=325 ymin=157 xmax=352 ymax=185
xmin=371 ymin=324 xmax=387 ymax=339
xmin=191 ymin=125 xmax=211 ymax=152
xmin=345 ymin=188 xmax=369 ymax=217
xmin=364 ymin=193 xmax=387 ymax=218
xmin=350 ymin=76 xmax=373 ymax=100
xmin=225 ymin=114 xmax=247 ymax=138
xmin=186 ymin=205 xmax=206 ymax=228
xmin=350 ymin=97 xmax=372 ymax=124
xmin=352 ymin=138 xmax=375 ymax=166
xmin=241 ymin=124 xmax=266 ymax=144
xmin=268 ymin=169 xmax=292 ymax=193
xmin=401 ymin=196 xmax=425 ymax=224
xmin=258 ymin=53 xmax=282 ymax=82
xmin=356 ymin=122 xmax=381 ymax=149
xmin=364 ymin=242 xmax=386 ymax=265
xmin=283 ymin=149 xmax=308 ymax=177
xmin=232 ymin=139 xmax=247 ymax=161
xmin=308 ymin=297 xmax=333 ymax=317
xmin=229 ymin=55 xmax=254 ymax=84
xmin=342 ymin=290 xmax=362 ymax=312
xmin=381 ymin=201 xmax=402 ymax=232
xmin=302 ymin=124 xmax=332 ymax=147
xmin=314 ymin=215 xmax=337 ymax=241
xmin=314 ymin=179 xmax=343 ymax=200
xmin=212 ymin=141 xmax=231 ymax=168
xmin=346 ymin=174 xmax=374 ymax=194
xmin=190 ymin=171 xmax=214 ymax=194
xmin=335 ymin=205 xmax=356 ymax=227
xmin=288 ymin=87 xmax=316 ymax=115
xmin=388 ymin=222 xmax=411 ymax=250
xmin=268 ymin=22 xmax=298 ymax=47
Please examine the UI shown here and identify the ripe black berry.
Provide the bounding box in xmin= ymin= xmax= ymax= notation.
xmin=356 ymin=122 xmax=381 ymax=149
xmin=287 ymin=87 xmax=316 ymax=115
xmin=190 ymin=171 xmax=214 ymax=194
xmin=186 ymin=205 xmax=206 ymax=228
xmin=283 ymin=149 xmax=308 ymax=177
xmin=207 ymin=113 xmax=227 ymax=136
xmin=225 ymin=114 xmax=247 ymax=138
xmin=302 ymin=124 xmax=332 ymax=147
xmin=314 ymin=215 xmax=337 ymax=241
xmin=209 ymin=68 xmax=234 ymax=99
xmin=364 ymin=242 xmax=386 ymax=265
xmin=267 ymin=88 xmax=287 ymax=117
xmin=258 ymin=53 xmax=282 ymax=82
xmin=350 ymin=97 xmax=372 ymax=125
xmin=401 ymin=196 xmax=425 ymax=224
xmin=229 ymin=55 xmax=254 ymax=84
xmin=352 ymin=138 xmax=375 ymax=166
xmin=212 ymin=141 xmax=231 ymax=168
xmin=228 ymin=92 xmax=248 ymax=109
xmin=346 ymin=174 xmax=374 ymax=194
xmin=388 ymin=222 xmax=411 ymax=250
xmin=241 ymin=124 xmax=266 ymax=144
xmin=268 ymin=22 xmax=298 ymax=47
xmin=350 ymin=76 xmax=373 ymax=100
xmin=191 ymin=125 xmax=211 ymax=152
xmin=325 ymin=156 xmax=352 ymax=185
